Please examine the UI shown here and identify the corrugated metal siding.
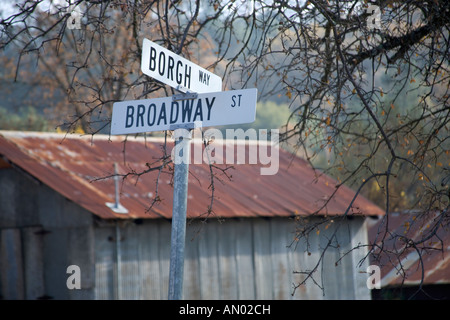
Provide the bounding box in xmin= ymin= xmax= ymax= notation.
xmin=94 ymin=217 xmax=371 ymax=300
xmin=0 ymin=167 xmax=95 ymax=299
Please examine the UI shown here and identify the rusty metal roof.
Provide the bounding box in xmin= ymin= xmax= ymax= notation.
xmin=368 ymin=211 xmax=450 ymax=286
xmin=0 ymin=130 xmax=384 ymax=220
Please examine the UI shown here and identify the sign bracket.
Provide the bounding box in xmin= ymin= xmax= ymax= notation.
xmin=105 ymin=163 xmax=129 ymax=214
xmin=172 ymin=92 xmax=198 ymax=102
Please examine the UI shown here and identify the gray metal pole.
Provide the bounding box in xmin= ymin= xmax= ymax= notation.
xmin=168 ymin=128 xmax=192 ymax=300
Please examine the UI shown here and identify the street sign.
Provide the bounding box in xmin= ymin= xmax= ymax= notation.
xmin=110 ymin=88 xmax=257 ymax=135
xmin=141 ymin=38 xmax=222 ymax=94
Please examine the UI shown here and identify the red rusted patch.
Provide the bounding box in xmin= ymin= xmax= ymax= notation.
xmin=0 ymin=131 xmax=384 ymax=220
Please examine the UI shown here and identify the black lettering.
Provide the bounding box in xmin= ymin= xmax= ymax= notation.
xmin=193 ymin=99 xmax=203 ymax=122
xmin=125 ymin=106 xmax=134 ymax=128
xmin=147 ymin=103 xmax=157 ymax=126
xmin=158 ymin=51 xmax=165 ymax=76
xmin=170 ymin=101 xmax=179 ymax=124
xmin=206 ymin=97 xmax=215 ymax=120
xmin=198 ymin=71 xmax=210 ymax=85
xmin=157 ymin=102 xmax=167 ymax=125
xmin=231 ymin=94 xmax=242 ymax=108
xmin=167 ymin=56 xmax=175 ymax=81
xmin=149 ymin=47 xmax=157 ymax=71
xmin=137 ymin=104 xmax=145 ymax=127
xmin=181 ymin=99 xmax=194 ymax=122
xmin=176 ymin=61 xmax=183 ymax=85
xmin=184 ymin=65 xmax=191 ymax=89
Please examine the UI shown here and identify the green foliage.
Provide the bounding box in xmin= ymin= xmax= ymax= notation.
xmin=252 ymin=101 xmax=291 ymax=131
xmin=0 ymin=106 xmax=49 ymax=131
xmin=216 ymin=100 xmax=291 ymax=138
xmin=308 ymin=73 xmax=450 ymax=212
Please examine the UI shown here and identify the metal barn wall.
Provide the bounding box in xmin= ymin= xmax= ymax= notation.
xmin=0 ymin=167 xmax=95 ymax=300
xmin=94 ymin=217 xmax=371 ymax=300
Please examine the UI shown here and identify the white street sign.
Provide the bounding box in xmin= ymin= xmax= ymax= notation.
xmin=111 ymin=88 xmax=257 ymax=135
xmin=141 ymin=38 xmax=222 ymax=94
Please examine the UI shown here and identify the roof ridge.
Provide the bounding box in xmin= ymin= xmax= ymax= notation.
xmin=0 ymin=130 xmax=281 ymax=146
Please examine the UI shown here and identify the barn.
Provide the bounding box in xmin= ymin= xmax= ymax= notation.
xmin=0 ymin=130 xmax=384 ymax=300
xmin=368 ymin=211 xmax=450 ymax=299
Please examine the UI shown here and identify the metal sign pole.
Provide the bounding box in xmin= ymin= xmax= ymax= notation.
xmin=168 ymin=127 xmax=192 ymax=300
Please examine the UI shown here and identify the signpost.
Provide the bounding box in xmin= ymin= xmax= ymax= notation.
xmin=110 ymin=38 xmax=257 ymax=300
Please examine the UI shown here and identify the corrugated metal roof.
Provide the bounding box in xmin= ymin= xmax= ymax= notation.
xmin=368 ymin=211 xmax=450 ymax=286
xmin=0 ymin=130 xmax=384 ymax=220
